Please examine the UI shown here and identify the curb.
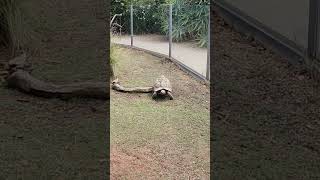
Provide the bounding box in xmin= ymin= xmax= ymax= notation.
xmin=112 ymin=43 xmax=210 ymax=84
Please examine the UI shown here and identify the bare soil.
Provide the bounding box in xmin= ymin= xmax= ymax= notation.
xmin=212 ymin=12 xmax=320 ymax=179
xmin=0 ymin=0 xmax=108 ymax=179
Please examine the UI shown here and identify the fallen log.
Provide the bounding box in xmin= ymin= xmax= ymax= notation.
xmin=111 ymin=78 xmax=153 ymax=93
xmin=7 ymin=70 xmax=109 ymax=99
xmin=111 ymin=76 xmax=174 ymax=100
xmin=5 ymin=53 xmax=109 ymax=100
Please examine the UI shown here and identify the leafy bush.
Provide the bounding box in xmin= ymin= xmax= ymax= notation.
xmin=111 ymin=0 xmax=166 ymax=34
xmin=132 ymin=4 xmax=167 ymax=34
xmin=160 ymin=0 xmax=209 ymax=47
xmin=111 ymin=0 xmax=209 ymax=47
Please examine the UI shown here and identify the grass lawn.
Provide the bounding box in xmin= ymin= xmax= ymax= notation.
xmin=110 ymin=46 xmax=210 ymax=179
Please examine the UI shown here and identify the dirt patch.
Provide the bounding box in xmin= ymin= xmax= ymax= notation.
xmin=0 ymin=0 xmax=108 ymax=178
xmin=110 ymin=147 xmax=159 ymax=179
xmin=111 ymin=145 xmax=209 ymax=179
xmin=212 ymin=11 xmax=320 ymax=179
xmin=0 ymin=46 xmax=10 ymax=80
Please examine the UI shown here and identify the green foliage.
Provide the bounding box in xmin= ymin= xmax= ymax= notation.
xmin=160 ymin=1 xmax=209 ymax=47
xmin=110 ymin=44 xmax=118 ymax=66
xmin=167 ymin=0 xmax=209 ymax=5
xmin=110 ymin=44 xmax=120 ymax=77
xmin=111 ymin=0 xmax=167 ymax=34
xmin=111 ymin=0 xmax=209 ymax=47
xmin=196 ymin=29 xmax=208 ymax=47
xmin=0 ymin=0 xmax=37 ymax=55
xmin=132 ymin=4 xmax=167 ymax=34
xmin=111 ymin=0 xmax=130 ymax=33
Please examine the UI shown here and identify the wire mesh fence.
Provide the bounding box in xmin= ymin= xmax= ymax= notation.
xmin=214 ymin=0 xmax=320 ymax=69
xmin=111 ymin=4 xmax=210 ymax=80
xmin=171 ymin=4 xmax=209 ymax=78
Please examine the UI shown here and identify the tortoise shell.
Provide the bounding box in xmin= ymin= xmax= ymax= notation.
xmin=153 ymin=75 xmax=172 ymax=92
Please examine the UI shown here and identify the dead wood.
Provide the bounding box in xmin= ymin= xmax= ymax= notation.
xmin=111 ymin=78 xmax=153 ymax=93
xmin=7 ymin=70 xmax=109 ymax=99
xmin=5 ymin=53 xmax=109 ymax=100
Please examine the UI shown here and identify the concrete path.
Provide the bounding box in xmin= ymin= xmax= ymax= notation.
xmin=112 ymin=35 xmax=208 ymax=77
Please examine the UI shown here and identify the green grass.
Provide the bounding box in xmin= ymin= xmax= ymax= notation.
xmin=110 ymin=46 xmax=210 ymax=178
xmin=111 ymin=97 xmax=209 ymax=147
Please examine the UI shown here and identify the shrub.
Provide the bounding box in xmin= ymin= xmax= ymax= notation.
xmin=160 ymin=0 xmax=209 ymax=47
xmin=111 ymin=0 xmax=209 ymax=47
xmin=111 ymin=0 xmax=166 ymax=34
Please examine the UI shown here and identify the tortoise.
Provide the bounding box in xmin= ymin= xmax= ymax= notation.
xmin=152 ymin=75 xmax=173 ymax=100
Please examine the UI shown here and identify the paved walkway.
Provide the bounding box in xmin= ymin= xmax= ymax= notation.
xmin=111 ymin=35 xmax=208 ymax=77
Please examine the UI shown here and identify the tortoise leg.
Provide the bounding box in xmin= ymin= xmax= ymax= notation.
xmin=152 ymin=91 xmax=157 ymax=99
xmin=167 ymin=92 xmax=174 ymax=100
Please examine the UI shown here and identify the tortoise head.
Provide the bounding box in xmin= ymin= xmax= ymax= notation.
xmin=159 ymin=89 xmax=166 ymax=95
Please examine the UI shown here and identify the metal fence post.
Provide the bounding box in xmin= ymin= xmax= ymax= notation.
xmin=308 ymin=0 xmax=319 ymax=59
xmin=131 ymin=5 xmax=134 ymax=47
xmin=206 ymin=8 xmax=210 ymax=80
xmin=169 ymin=4 xmax=173 ymax=58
